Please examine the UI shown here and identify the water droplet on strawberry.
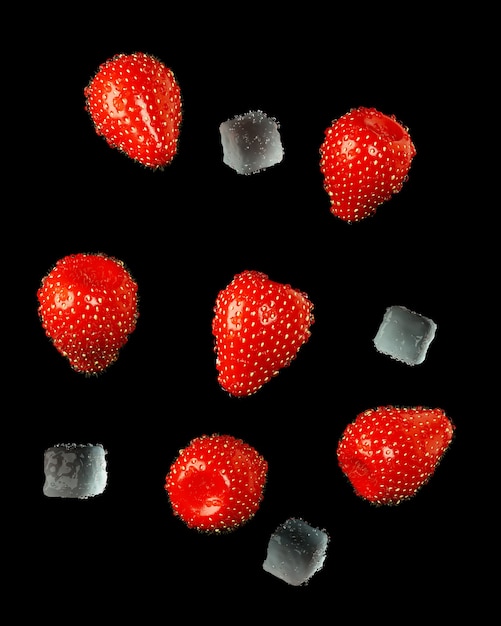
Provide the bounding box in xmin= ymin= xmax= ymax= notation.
xmin=205 ymin=498 xmax=223 ymax=508
xmin=258 ymin=304 xmax=277 ymax=325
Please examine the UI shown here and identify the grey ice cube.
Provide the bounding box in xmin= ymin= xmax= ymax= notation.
xmin=373 ymin=305 xmax=437 ymax=366
xmin=219 ymin=109 xmax=284 ymax=175
xmin=43 ymin=443 xmax=107 ymax=499
xmin=262 ymin=517 xmax=329 ymax=586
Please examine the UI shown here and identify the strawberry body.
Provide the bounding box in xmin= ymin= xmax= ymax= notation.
xmin=337 ymin=406 xmax=454 ymax=505
xmin=37 ymin=253 xmax=139 ymax=374
xmin=212 ymin=270 xmax=314 ymax=397
xmin=320 ymin=106 xmax=416 ymax=223
xmin=84 ymin=52 xmax=182 ymax=169
xmin=165 ymin=434 xmax=268 ymax=533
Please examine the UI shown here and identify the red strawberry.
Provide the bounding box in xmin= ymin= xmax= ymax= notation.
xmin=165 ymin=434 xmax=268 ymax=533
xmin=84 ymin=52 xmax=182 ymax=169
xmin=337 ymin=406 xmax=454 ymax=505
xmin=37 ymin=252 xmax=139 ymax=375
xmin=319 ymin=106 xmax=416 ymax=223
xmin=212 ymin=270 xmax=314 ymax=397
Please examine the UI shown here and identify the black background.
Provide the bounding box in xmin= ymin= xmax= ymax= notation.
xmin=10 ymin=5 xmax=494 ymax=620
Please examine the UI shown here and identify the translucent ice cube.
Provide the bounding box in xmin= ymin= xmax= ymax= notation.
xmin=43 ymin=443 xmax=107 ymax=499
xmin=373 ymin=305 xmax=437 ymax=366
xmin=262 ymin=517 xmax=329 ymax=586
xmin=219 ymin=109 xmax=284 ymax=175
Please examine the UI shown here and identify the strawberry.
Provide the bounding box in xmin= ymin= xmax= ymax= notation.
xmin=165 ymin=434 xmax=268 ymax=533
xmin=212 ymin=270 xmax=314 ymax=397
xmin=37 ymin=252 xmax=139 ymax=375
xmin=319 ymin=106 xmax=416 ymax=223
xmin=84 ymin=52 xmax=182 ymax=169
xmin=337 ymin=406 xmax=454 ymax=505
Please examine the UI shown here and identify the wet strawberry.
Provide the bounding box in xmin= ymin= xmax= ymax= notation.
xmin=165 ymin=434 xmax=268 ymax=533
xmin=37 ymin=252 xmax=139 ymax=374
xmin=320 ymin=106 xmax=416 ymax=222
xmin=84 ymin=51 xmax=182 ymax=169
xmin=337 ymin=406 xmax=454 ymax=505
xmin=212 ymin=270 xmax=314 ymax=397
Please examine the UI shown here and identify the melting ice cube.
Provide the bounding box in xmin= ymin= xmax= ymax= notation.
xmin=262 ymin=517 xmax=329 ymax=586
xmin=373 ymin=305 xmax=437 ymax=366
xmin=43 ymin=443 xmax=107 ymax=499
xmin=219 ymin=109 xmax=284 ymax=175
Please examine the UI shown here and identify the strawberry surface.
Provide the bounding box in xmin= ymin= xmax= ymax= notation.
xmin=337 ymin=406 xmax=454 ymax=505
xmin=84 ymin=52 xmax=182 ymax=169
xmin=319 ymin=106 xmax=416 ymax=223
xmin=212 ymin=270 xmax=314 ymax=397
xmin=165 ymin=434 xmax=268 ymax=533
xmin=37 ymin=252 xmax=139 ymax=374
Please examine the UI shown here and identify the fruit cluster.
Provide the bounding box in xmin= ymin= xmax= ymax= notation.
xmin=38 ymin=52 xmax=454 ymax=540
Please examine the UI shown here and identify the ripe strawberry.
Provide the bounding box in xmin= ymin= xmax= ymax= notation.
xmin=319 ymin=106 xmax=416 ymax=223
xmin=165 ymin=434 xmax=268 ymax=533
xmin=37 ymin=252 xmax=139 ymax=375
xmin=337 ymin=406 xmax=454 ymax=505
xmin=84 ymin=52 xmax=182 ymax=169
xmin=212 ymin=270 xmax=314 ymax=397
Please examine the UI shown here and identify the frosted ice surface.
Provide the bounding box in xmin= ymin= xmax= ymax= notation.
xmin=43 ymin=443 xmax=107 ymax=499
xmin=262 ymin=517 xmax=329 ymax=586
xmin=219 ymin=110 xmax=284 ymax=175
xmin=373 ymin=305 xmax=437 ymax=366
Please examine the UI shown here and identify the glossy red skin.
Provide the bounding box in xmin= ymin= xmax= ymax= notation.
xmin=320 ymin=106 xmax=416 ymax=223
xmin=337 ymin=406 xmax=454 ymax=505
xmin=165 ymin=434 xmax=268 ymax=533
xmin=212 ymin=270 xmax=314 ymax=397
xmin=37 ymin=252 xmax=139 ymax=374
xmin=84 ymin=52 xmax=182 ymax=169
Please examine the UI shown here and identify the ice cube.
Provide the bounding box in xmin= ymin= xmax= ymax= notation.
xmin=43 ymin=443 xmax=107 ymax=499
xmin=373 ymin=305 xmax=437 ymax=366
xmin=219 ymin=109 xmax=284 ymax=175
xmin=262 ymin=517 xmax=329 ymax=586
